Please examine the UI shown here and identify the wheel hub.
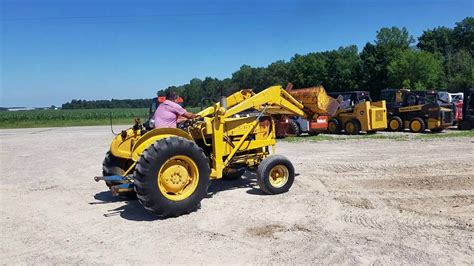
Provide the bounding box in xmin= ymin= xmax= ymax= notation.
xmin=160 ymin=163 xmax=189 ymax=193
xmin=347 ymin=123 xmax=355 ymax=133
xmin=157 ymin=156 xmax=199 ymax=201
xmin=269 ymin=165 xmax=289 ymax=188
xmin=412 ymin=121 xmax=421 ymax=131
xmin=390 ymin=120 xmax=399 ymax=130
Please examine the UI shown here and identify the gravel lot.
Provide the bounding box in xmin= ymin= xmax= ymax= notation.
xmin=1 ymin=126 xmax=473 ymax=264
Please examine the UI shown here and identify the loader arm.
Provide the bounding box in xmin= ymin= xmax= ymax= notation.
xmin=198 ymin=86 xmax=308 ymax=119
xmin=201 ymin=85 xmax=318 ymax=178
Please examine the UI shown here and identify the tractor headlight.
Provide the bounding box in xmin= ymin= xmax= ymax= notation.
xmin=149 ymin=119 xmax=155 ymax=128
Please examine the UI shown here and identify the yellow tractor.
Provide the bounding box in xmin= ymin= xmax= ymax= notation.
xmin=326 ymin=91 xmax=387 ymax=134
xmin=95 ymin=85 xmax=335 ymax=217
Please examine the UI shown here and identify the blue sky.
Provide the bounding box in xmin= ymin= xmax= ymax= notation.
xmin=1 ymin=0 xmax=472 ymax=107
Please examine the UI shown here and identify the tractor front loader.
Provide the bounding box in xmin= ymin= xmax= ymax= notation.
xmin=95 ymin=85 xmax=334 ymax=217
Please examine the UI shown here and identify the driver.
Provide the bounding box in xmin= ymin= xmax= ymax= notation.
xmin=153 ymin=91 xmax=198 ymax=128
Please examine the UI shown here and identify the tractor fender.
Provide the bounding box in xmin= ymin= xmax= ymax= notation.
xmin=131 ymin=128 xmax=194 ymax=161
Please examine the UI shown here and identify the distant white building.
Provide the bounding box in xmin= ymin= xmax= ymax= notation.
xmin=7 ymin=107 xmax=35 ymax=111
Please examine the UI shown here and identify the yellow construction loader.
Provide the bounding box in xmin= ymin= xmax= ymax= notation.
xmin=327 ymin=91 xmax=387 ymax=134
xmin=95 ymin=85 xmax=336 ymax=217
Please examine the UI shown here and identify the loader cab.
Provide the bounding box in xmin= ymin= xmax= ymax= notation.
xmin=328 ymin=91 xmax=372 ymax=109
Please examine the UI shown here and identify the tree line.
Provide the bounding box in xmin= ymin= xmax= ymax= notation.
xmin=63 ymin=17 xmax=472 ymax=109
xmin=62 ymin=99 xmax=151 ymax=109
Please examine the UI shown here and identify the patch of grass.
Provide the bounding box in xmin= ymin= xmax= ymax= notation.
xmin=0 ymin=119 xmax=135 ymax=129
xmin=416 ymin=130 xmax=474 ymax=139
xmin=284 ymin=134 xmax=338 ymax=142
xmin=281 ymin=130 xmax=474 ymax=143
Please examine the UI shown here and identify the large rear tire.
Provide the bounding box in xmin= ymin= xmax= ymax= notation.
xmin=257 ymin=155 xmax=295 ymax=195
xmin=134 ymin=137 xmax=210 ymax=217
xmin=409 ymin=117 xmax=426 ymax=133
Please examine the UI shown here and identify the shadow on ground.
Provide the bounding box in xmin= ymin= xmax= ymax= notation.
xmin=90 ymin=171 xmax=264 ymax=221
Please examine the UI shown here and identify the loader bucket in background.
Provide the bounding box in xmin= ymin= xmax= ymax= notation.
xmin=288 ymin=86 xmax=340 ymax=116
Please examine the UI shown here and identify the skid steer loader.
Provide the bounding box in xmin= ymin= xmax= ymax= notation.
xmin=326 ymin=91 xmax=387 ymax=135
xmin=95 ymin=85 xmax=337 ymax=217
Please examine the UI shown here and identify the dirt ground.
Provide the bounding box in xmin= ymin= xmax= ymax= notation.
xmin=0 ymin=126 xmax=473 ymax=264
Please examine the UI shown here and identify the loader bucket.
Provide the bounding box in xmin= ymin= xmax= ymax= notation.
xmin=288 ymin=86 xmax=340 ymax=116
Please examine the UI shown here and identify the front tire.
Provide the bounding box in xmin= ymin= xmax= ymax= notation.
xmin=388 ymin=116 xmax=403 ymax=131
xmin=257 ymin=155 xmax=295 ymax=195
xmin=134 ymin=137 xmax=210 ymax=217
xmin=327 ymin=118 xmax=342 ymax=134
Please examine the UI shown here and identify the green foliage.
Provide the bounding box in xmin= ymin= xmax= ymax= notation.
xmin=417 ymin=26 xmax=454 ymax=56
xmin=375 ymin=26 xmax=414 ymax=49
xmin=417 ymin=17 xmax=474 ymax=91
xmin=0 ymin=108 xmax=148 ymax=125
xmin=387 ymin=50 xmax=444 ymax=90
xmin=445 ymin=49 xmax=474 ymax=90
xmin=452 ymin=17 xmax=474 ymax=55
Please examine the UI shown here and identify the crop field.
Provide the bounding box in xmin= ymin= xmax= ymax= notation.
xmin=0 ymin=107 xmax=202 ymax=128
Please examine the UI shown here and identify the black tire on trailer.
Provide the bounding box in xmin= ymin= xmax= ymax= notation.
xmin=345 ymin=119 xmax=361 ymax=135
xmin=327 ymin=118 xmax=342 ymax=134
xmin=222 ymin=167 xmax=246 ymax=180
xmin=430 ymin=127 xmax=444 ymax=133
xmin=257 ymin=155 xmax=295 ymax=195
xmin=388 ymin=116 xmax=403 ymax=131
xmin=133 ymin=137 xmax=210 ymax=217
xmin=366 ymin=130 xmax=377 ymax=135
xmin=409 ymin=117 xmax=426 ymax=133
xmin=287 ymin=119 xmax=301 ymax=136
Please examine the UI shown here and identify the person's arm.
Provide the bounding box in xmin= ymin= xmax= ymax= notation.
xmin=182 ymin=111 xmax=197 ymax=119
xmin=170 ymin=101 xmax=197 ymax=119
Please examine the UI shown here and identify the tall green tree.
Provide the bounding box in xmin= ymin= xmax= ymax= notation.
xmin=444 ymin=49 xmax=474 ymax=90
xmin=324 ymin=45 xmax=362 ymax=91
xmin=361 ymin=26 xmax=414 ymax=96
xmin=452 ymin=17 xmax=474 ymax=55
xmin=417 ymin=26 xmax=453 ymax=56
xmin=387 ymin=49 xmax=444 ymax=90
xmin=287 ymin=53 xmax=328 ymax=88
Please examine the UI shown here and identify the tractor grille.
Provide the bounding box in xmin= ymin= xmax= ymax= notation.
xmin=375 ymin=110 xmax=384 ymax=122
xmin=441 ymin=111 xmax=454 ymax=125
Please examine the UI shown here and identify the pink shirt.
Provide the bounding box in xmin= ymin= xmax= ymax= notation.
xmin=153 ymin=100 xmax=186 ymax=128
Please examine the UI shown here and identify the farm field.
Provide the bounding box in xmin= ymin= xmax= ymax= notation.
xmin=0 ymin=107 xmax=201 ymax=128
xmin=0 ymin=126 xmax=472 ymax=264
